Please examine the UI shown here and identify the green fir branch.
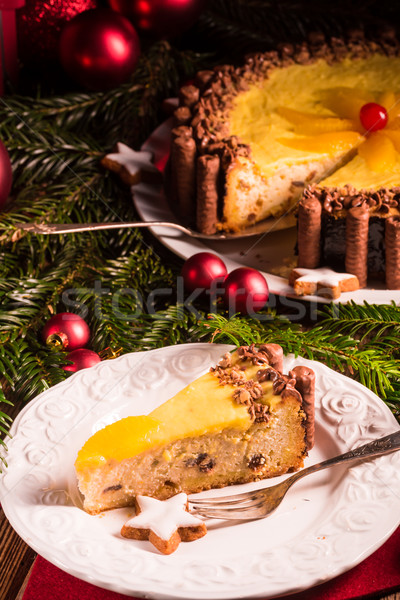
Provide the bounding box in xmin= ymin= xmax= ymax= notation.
xmin=194 ymin=311 xmax=292 ymax=345
xmin=319 ymin=301 xmax=400 ymax=345
xmin=0 ymin=42 xmax=206 ymax=146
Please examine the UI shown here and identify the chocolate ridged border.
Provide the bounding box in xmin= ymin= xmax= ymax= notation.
xmin=168 ymin=28 xmax=400 ymax=234
xmin=303 ymin=183 xmax=400 ymax=214
xmin=213 ymin=344 xmax=315 ymax=450
xmin=297 ymin=184 xmax=400 ymax=288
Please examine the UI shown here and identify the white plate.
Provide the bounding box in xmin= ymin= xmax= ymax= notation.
xmin=134 ymin=119 xmax=400 ymax=305
xmin=1 ymin=343 xmax=399 ymax=600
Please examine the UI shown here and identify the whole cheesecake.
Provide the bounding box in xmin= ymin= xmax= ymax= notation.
xmin=168 ymin=29 xmax=400 ymax=239
xmin=75 ymin=344 xmax=315 ymax=514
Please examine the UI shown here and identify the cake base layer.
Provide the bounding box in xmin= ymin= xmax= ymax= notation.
xmin=78 ymin=398 xmax=306 ymax=514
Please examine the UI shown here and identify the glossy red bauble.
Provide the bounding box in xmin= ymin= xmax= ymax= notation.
xmin=59 ymin=8 xmax=141 ymax=91
xmin=0 ymin=141 xmax=12 ymax=210
xmin=17 ymin=0 xmax=97 ymax=65
xmin=108 ymin=0 xmax=206 ymax=39
xmin=224 ymin=267 xmax=269 ymax=315
xmin=63 ymin=348 xmax=101 ymax=372
xmin=182 ymin=252 xmax=227 ymax=293
xmin=360 ymin=102 xmax=388 ymax=132
xmin=42 ymin=312 xmax=91 ymax=350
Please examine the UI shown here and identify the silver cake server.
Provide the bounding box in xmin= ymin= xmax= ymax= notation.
xmin=15 ymin=214 xmax=296 ymax=240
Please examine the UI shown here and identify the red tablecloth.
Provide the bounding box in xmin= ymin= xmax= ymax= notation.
xmin=22 ymin=526 xmax=400 ymax=600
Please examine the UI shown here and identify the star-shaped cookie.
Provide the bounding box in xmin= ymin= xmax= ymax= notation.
xmin=289 ymin=267 xmax=360 ymax=299
xmin=101 ymin=142 xmax=162 ymax=186
xmin=121 ymin=493 xmax=207 ymax=554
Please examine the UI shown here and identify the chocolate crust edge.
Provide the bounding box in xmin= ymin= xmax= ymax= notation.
xmin=216 ymin=344 xmax=315 ymax=451
xmin=297 ymin=184 xmax=400 ymax=289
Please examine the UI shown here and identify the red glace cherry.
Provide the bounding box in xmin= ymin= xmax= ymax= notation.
xmin=359 ymin=102 xmax=388 ymax=132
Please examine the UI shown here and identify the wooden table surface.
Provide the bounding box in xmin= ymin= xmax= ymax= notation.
xmin=1 ymin=383 xmax=400 ymax=600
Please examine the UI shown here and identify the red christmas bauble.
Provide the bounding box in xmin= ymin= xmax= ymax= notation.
xmin=17 ymin=0 xmax=97 ymax=66
xmin=59 ymin=8 xmax=141 ymax=91
xmin=0 ymin=141 xmax=12 ymax=210
xmin=182 ymin=252 xmax=227 ymax=293
xmin=63 ymin=348 xmax=101 ymax=372
xmin=108 ymin=0 xmax=206 ymax=39
xmin=42 ymin=312 xmax=91 ymax=350
xmin=224 ymin=267 xmax=269 ymax=315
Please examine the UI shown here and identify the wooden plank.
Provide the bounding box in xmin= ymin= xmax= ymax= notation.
xmin=0 ymin=507 xmax=36 ymax=600
xmin=1 ymin=401 xmax=36 ymax=600
xmin=14 ymin=562 xmax=35 ymax=600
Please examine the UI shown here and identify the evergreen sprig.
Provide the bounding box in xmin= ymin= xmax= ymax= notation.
xmin=0 ymin=42 xmax=207 ymax=147
xmin=319 ymin=301 xmax=400 ymax=344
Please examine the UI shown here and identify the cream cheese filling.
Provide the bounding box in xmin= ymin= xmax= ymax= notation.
xmin=229 ymin=54 xmax=400 ymax=189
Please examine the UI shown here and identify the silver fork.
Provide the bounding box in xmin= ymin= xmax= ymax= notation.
xmin=189 ymin=430 xmax=400 ymax=521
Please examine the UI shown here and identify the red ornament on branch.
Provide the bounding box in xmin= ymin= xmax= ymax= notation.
xmin=108 ymin=0 xmax=206 ymax=39
xmin=224 ymin=267 xmax=269 ymax=315
xmin=0 ymin=0 xmax=25 ymax=94
xmin=63 ymin=348 xmax=101 ymax=372
xmin=42 ymin=312 xmax=91 ymax=351
xmin=182 ymin=252 xmax=227 ymax=293
xmin=17 ymin=0 xmax=97 ymax=66
xmin=0 ymin=140 xmax=12 ymax=209
xmin=59 ymin=8 xmax=141 ymax=91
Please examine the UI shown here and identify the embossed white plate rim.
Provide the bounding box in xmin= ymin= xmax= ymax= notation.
xmin=0 ymin=342 xmax=399 ymax=600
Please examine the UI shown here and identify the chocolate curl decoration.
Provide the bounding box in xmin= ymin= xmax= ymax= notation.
xmin=289 ymin=366 xmax=315 ymax=451
xmin=196 ymin=154 xmax=220 ymax=235
xmin=171 ymin=134 xmax=196 ymax=222
xmin=171 ymin=125 xmax=193 ymax=141
xmin=173 ymin=106 xmax=191 ymax=127
xmin=0 ymin=0 xmax=25 ymax=95
xmin=297 ymin=195 xmax=322 ymax=268
xmin=178 ymin=84 xmax=199 ymax=108
xmin=259 ymin=343 xmax=283 ymax=372
xmin=385 ymin=216 xmax=400 ymax=289
xmin=194 ymin=69 xmax=214 ymax=90
xmin=345 ymin=205 xmax=370 ymax=287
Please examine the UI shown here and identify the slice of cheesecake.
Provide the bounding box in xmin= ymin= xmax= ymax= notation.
xmin=75 ymin=344 xmax=315 ymax=514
